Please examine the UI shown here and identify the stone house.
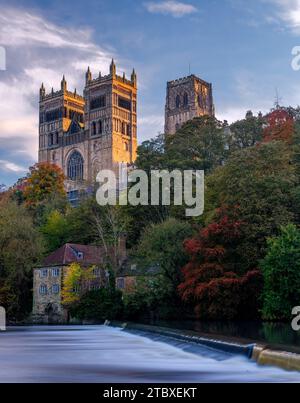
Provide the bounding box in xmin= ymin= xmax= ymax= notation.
xmin=32 ymin=243 xmax=122 ymax=323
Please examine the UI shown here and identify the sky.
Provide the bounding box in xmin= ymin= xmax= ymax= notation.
xmin=1 ymin=0 xmax=300 ymax=185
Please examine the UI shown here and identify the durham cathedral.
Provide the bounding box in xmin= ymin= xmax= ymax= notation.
xmin=38 ymin=60 xmax=214 ymax=204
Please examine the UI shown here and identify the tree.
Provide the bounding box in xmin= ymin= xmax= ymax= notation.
xmin=261 ymin=224 xmax=300 ymax=321
xmin=165 ymin=116 xmax=227 ymax=173
xmin=178 ymin=207 xmax=263 ymax=320
xmin=135 ymin=218 xmax=194 ymax=286
xmin=126 ymin=218 xmax=195 ymax=320
xmin=41 ymin=210 xmax=70 ymax=253
xmin=23 ymin=162 xmax=66 ymax=207
xmin=262 ymin=108 xmax=295 ymax=144
xmin=229 ymin=111 xmax=264 ymax=151
xmin=205 ymin=141 xmax=299 ymax=271
xmin=0 ymin=197 xmax=44 ymax=320
xmin=61 ymin=263 xmax=94 ymax=307
xmin=70 ymin=288 xmax=123 ymax=322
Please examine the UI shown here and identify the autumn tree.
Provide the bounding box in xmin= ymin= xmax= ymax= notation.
xmin=61 ymin=263 xmax=94 ymax=307
xmin=23 ymin=162 xmax=66 ymax=207
xmin=178 ymin=207 xmax=262 ymax=320
xmin=262 ymin=108 xmax=295 ymax=144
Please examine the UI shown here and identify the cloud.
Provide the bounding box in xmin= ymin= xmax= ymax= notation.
xmin=0 ymin=160 xmax=26 ymax=173
xmin=266 ymin=0 xmax=300 ymax=33
xmin=144 ymin=1 xmax=197 ymax=17
xmin=0 ymin=6 xmax=117 ymax=184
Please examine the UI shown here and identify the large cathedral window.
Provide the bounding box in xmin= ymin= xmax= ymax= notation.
xmin=176 ymin=95 xmax=180 ymax=108
xmin=68 ymin=151 xmax=84 ymax=181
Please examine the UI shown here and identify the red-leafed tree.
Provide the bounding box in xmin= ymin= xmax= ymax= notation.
xmin=178 ymin=207 xmax=263 ymax=320
xmin=262 ymin=108 xmax=295 ymax=144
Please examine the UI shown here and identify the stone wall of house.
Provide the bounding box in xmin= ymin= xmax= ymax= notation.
xmin=32 ymin=266 xmax=67 ymax=323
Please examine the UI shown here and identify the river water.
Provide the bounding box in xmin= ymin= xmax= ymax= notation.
xmin=0 ymin=325 xmax=299 ymax=383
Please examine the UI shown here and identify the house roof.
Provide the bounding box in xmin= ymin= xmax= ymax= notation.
xmin=43 ymin=244 xmax=104 ymax=267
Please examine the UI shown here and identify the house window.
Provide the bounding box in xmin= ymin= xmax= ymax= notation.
xmin=116 ymin=278 xmax=125 ymax=290
xmin=52 ymin=284 xmax=59 ymax=294
xmin=52 ymin=268 xmax=60 ymax=277
xmin=67 ymin=151 xmax=84 ymax=181
xmin=40 ymin=269 xmax=48 ymax=278
xmin=39 ymin=285 xmax=47 ymax=295
xmin=77 ymin=252 xmax=84 ymax=260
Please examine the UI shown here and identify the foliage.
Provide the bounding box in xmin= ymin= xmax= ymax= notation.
xmin=61 ymin=263 xmax=95 ymax=307
xmin=261 ymin=224 xmax=300 ymax=321
xmin=262 ymin=108 xmax=295 ymax=144
xmin=135 ymin=218 xmax=194 ymax=285
xmin=40 ymin=210 xmax=70 ymax=253
xmin=228 ymin=111 xmax=264 ymax=151
xmin=23 ymin=162 xmax=66 ymax=207
xmin=205 ymin=141 xmax=299 ymax=270
xmin=123 ymin=275 xmax=183 ymax=321
xmin=178 ymin=207 xmax=263 ymax=320
xmin=0 ymin=196 xmax=44 ymax=320
xmin=165 ymin=115 xmax=227 ymax=173
xmin=70 ymin=287 xmax=123 ymax=321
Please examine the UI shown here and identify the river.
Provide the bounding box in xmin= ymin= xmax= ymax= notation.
xmin=0 ymin=325 xmax=299 ymax=383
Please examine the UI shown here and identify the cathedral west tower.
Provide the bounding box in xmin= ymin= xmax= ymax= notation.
xmin=38 ymin=60 xmax=137 ymax=203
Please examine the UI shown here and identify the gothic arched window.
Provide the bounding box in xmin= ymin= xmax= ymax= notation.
xmin=92 ymin=122 xmax=97 ymax=136
xmin=68 ymin=151 xmax=84 ymax=181
xmin=98 ymin=120 xmax=102 ymax=135
xmin=176 ymin=95 xmax=180 ymax=109
xmin=183 ymin=93 xmax=188 ymax=107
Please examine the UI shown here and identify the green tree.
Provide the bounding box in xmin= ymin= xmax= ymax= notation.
xmin=229 ymin=111 xmax=264 ymax=151
xmin=135 ymin=218 xmax=194 ymax=285
xmin=0 ymin=196 xmax=44 ymax=320
xmin=205 ymin=141 xmax=299 ymax=271
xmin=165 ymin=115 xmax=227 ymax=172
xmin=127 ymin=218 xmax=194 ymax=320
xmin=41 ymin=210 xmax=70 ymax=253
xmin=261 ymin=224 xmax=300 ymax=321
xmin=70 ymin=288 xmax=123 ymax=321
